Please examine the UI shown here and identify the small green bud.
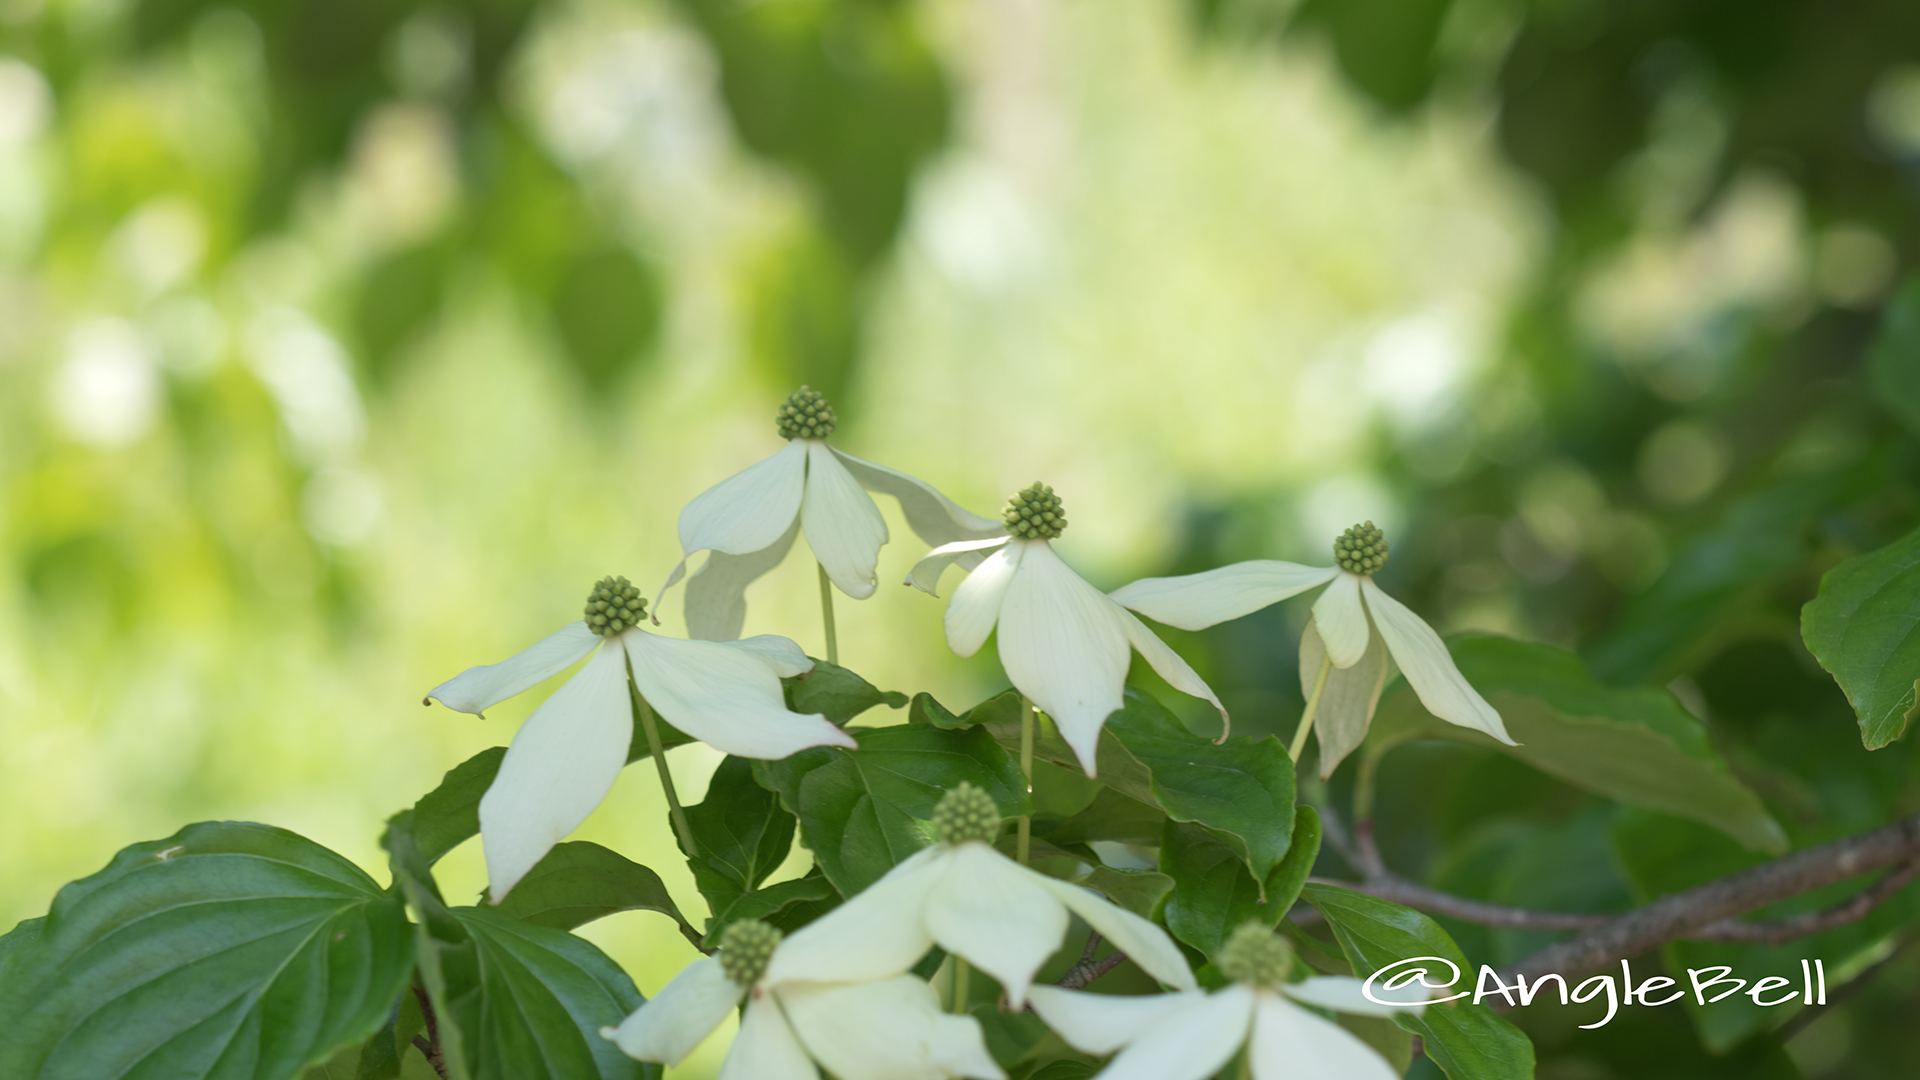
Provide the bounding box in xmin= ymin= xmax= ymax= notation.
xmin=1003 ymin=482 xmax=1066 ymax=540
xmin=583 ymin=576 xmax=648 ymax=637
xmin=932 ymin=781 xmax=1002 ymax=845
xmin=1217 ymin=921 xmax=1294 ymax=988
xmin=1333 ymin=521 xmax=1390 ymax=575
xmin=717 ymin=918 xmax=784 ymax=986
xmin=776 ymin=385 xmax=837 ymax=440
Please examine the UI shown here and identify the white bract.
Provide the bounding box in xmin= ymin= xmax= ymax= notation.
xmin=423 ymin=576 xmax=854 ymax=900
xmin=1028 ymin=924 xmax=1427 ymax=1080
xmin=604 ymin=920 xmax=1004 ymax=1080
xmin=1109 ymin=522 xmax=1513 ymax=776
xmin=762 ymin=784 xmax=1197 ymax=1008
xmin=660 ymin=385 xmax=1003 ymax=641
xmin=909 ymin=483 xmax=1227 ymax=777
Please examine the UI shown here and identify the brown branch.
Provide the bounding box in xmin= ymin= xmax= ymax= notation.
xmin=412 ymin=985 xmax=451 ymax=1080
xmin=1500 ymin=813 xmax=1920 ymax=991
xmin=1310 ymin=874 xmax=1610 ymax=931
xmin=1691 ymin=862 xmax=1920 ymax=945
xmin=1056 ymin=933 xmax=1129 ymax=990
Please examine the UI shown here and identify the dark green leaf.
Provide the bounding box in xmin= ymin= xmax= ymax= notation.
xmin=680 ymin=756 xmax=796 ymax=923
xmin=1302 ymin=884 xmax=1535 ymax=1080
xmin=1372 ymin=636 xmax=1786 ymax=852
xmin=0 ymin=822 xmax=414 ymax=1080
xmin=754 ymin=724 xmax=1030 ymax=895
xmin=0 ymin=915 xmax=43 ymax=980
xmin=1870 ymin=277 xmax=1920 ymax=437
xmin=1042 ymin=786 xmax=1164 ymax=847
xmin=1081 ymin=865 xmax=1175 ymax=920
xmin=988 ymin=688 xmax=1295 ymax=885
xmin=1265 ymin=805 xmax=1322 ymax=917
xmin=412 ymin=747 xmax=507 ymax=867
xmin=1018 ymin=1062 xmax=1099 ymax=1080
xmin=384 ymin=817 xmax=655 ymax=1080
xmin=1801 ymin=523 xmax=1920 ymax=749
xmin=972 ymin=1004 xmax=1062 ymax=1070
xmin=1160 ymin=817 xmax=1309 ymax=956
xmin=908 ymin=691 xmax=968 ymax=728
xmin=705 ymin=874 xmax=839 ymax=946
xmin=784 ymin=659 xmax=908 ymax=723
xmin=492 ymin=842 xmax=700 ymax=945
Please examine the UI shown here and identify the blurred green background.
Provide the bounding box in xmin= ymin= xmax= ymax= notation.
xmin=5 ymin=0 xmax=1920 ymax=1076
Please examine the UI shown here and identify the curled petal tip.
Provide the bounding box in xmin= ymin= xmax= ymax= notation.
xmin=421 ymin=695 xmax=432 ymax=707
xmin=598 ymin=1026 xmax=618 ymax=1041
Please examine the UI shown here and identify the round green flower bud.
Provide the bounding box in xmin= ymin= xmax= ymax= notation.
xmin=1003 ymin=482 xmax=1067 ymax=540
xmin=583 ymin=575 xmax=648 ymax=637
xmin=1333 ymin=521 xmax=1390 ymax=576
xmin=932 ymin=781 xmax=1002 ymax=845
xmin=1217 ymin=921 xmax=1295 ymax=988
xmin=776 ymin=385 xmax=837 ymax=440
xmin=717 ymin=918 xmax=784 ymax=987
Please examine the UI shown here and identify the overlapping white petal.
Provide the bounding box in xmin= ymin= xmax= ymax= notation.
xmin=1040 ymin=985 xmax=1252 ymax=1080
xmin=1311 ymin=571 xmax=1371 ymax=668
xmin=673 ymin=438 xmax=810 ymax=570
xmin=908 ymin=536 xmax=1013 ymax=596
xmin=1033 ymin=877 xmax=1198 ymax=995
xmin=770 ymin=840 xmax=1194 ymax=1009
xmin=600 ymin=954 xmax=745 ymax=1066
xmin=721 ymin=633 xmax=815 ymax=677
xmin=1249 ymin=994 xmax=1400 ymax=1080
xmin=1115 ymin=608 xmax=1228 ymax=737
xmin=1025 ymin=986 xmax=1204 ymax=1054
xmin=1359 ymin=579 xmax=1514 ymax=744
xmin=624 ymin=629 xmax=855 ymax=759
xmin=478 ymin=642 xmax=633 ymax=900
xmin=717 ymin=998 xmax=814 ymax=1080
xmin=1300 ymin=616 xmax=1394 ymax=779
xmin=995 ymin=541 xmax=1133 ymax=775
xmin=683 ymin=519 xmax=801 ymax=642
xmin=1281 ymin=975 xmax=1427 ymax=1017
xmin=764 ymin=846 xmax=944 ymax=986
xmin=424 ymin=622 xmax=601 ymax=716
xmin=830 ymin=447 xmax=1004 ymax=550
xmin=779 ymin=976 xmax=1006 ymax=1080
xmin=1108 ymin=562 xmax=1338 ymax=631
xmin=802 ymin=441 xmax=889 ymax=599
xmin=944 ymin=543 xmax=1024 ymax=658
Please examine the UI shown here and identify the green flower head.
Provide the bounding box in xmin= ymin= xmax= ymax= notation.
xmin=1003 ymin=482 xmax=1066 ymax=540
xmin=776 ymin=385 xmax=837 ymax=441
xmin=583 ymin=576 xmax=648 ymax=637
xmin=1217 ymin=921 xmax=1294 ymax=988
xmin=717 ymin=918 xmax=784 ymax=986
xmin=933 ymin=781 xmax=1002 ymax=845
xmin=1333 ymin=522 xmax=1389 ymax=575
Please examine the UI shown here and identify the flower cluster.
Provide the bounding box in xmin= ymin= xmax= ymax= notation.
xmin=419 ymin=386 xmax=1504 ymax=1079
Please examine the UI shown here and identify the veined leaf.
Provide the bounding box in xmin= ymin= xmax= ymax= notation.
xmin=784 ymin=659 xmax=908 ymax=723
xmin=1160 ymin=807 xmax=1320 ymax=956
xmin=1801 ymin=524 xmax=1920 ymax=749
xmin=491 ymin=842 xmax=700 ymax=945
xmin=679 ymin=756 xmax=797 ymax=925
xmin=0 ymin=822 xmax=414 ymax=1080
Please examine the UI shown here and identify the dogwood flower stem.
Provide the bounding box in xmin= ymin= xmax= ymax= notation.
xmin=951 ymin=956 xmax=971 ymax=1015
xmin=816 ymin=562 xmax=839 ymax=666
xmin=1289 ymin=653 xmax=1333 ymax=763
xmin=1017 ymin=697 xmax=1035 ymax=866
xmin=632 ymin=680 xmax=697 ymax=858
xmin=1238 ymin=1049 xmax=1253 ymax=1080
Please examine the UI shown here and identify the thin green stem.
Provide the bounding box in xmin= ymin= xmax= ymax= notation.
xmin=633 ymin=681 xmax=697 ymax=858
xmin=1288 ymin=653 xmax=1333 ymax=763
xmin=816 ymin=562 xmax=839 ymax=666
xmin=1017 ymin=697 xmax=1035 ymax=866
xmin=1237 ymin=1046 xmax=1253 ymax=1080
xmin=950 ymin=956 xmax=971 ymax=1015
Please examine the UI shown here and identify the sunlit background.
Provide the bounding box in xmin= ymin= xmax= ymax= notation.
xmin=6 ymin=0 xmax=1920 ymax=1076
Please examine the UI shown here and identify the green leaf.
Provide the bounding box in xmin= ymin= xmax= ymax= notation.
xmin=680 ymin=756 xmax=797 ymax=923
xmin=987 ymin=688 xmax=1296 ymax=886
xmin=384 ymin=817 xmax=655 ymax=1080
xmin=1300 ymin=884 xmax=1535 ymax=1080
xmin=1081 ymin=865 xmax=1175 ymax=920
xmin=908 ymin=691 xmax=968 ymax=728
xmin=0 ymin=822 xmax=415 ymax=1080
xmin=1801 ymin=524 xmax=1920 ymax=749
xmin=705 ymin=874 xmax=839 ymax=946
xmin=412 ymin=747 xmax=507 ymax=866
xmin=784 ymin=659 xmax=908 ymax=724
xmin=753 ymin=724 xmax=1031 ymax=895
xmin=1159 ymin=806 xmax=1319 ymax=956
xmin=1372 ymin=636 xmax=1787 ymax=853
xmin=491 ymin=842 xmax=701 ymax=945
xmin=1870 ymin=276 xmax=1920 ymax=437
xmin=0 ymin=915 xmax=43 ymax=980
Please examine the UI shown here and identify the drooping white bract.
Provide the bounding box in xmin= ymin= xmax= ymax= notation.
xmin=1108 ymin=522 xmax=1513 ymax=777
xmin=424 ymin=595 xmax=853 ymax=901
xmin=1028 ymin=975 xmax=1424 ymax=1080
xmin=603 ymin=923 xmax=1004 ymax=1080
xmin=761 ymin=835 xmax=1197 ymax=1009
xmin=907 ymin=484 xmax=1227 ymax=778
xmin=659 ymin=386 xmax=1003 ymax=641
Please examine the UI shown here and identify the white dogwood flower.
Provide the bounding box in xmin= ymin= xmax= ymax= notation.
xmin=761 ymin=784 xmax=1197 ymax=1008
xmin=660 ymin=385 xmax=1004 ymax=641
xmin=1108 ymin=522 xmax=1513 ymax=775
xmin=423 ymin=576 xmax=854 ymax=900
xmin=603 ymin=919 xmax=1005 ymax=1080
xmin=1027 ymin=922 xmax=1426 ymax=1080
xmin=908 ymin=483 xmax=1227 ymax=777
